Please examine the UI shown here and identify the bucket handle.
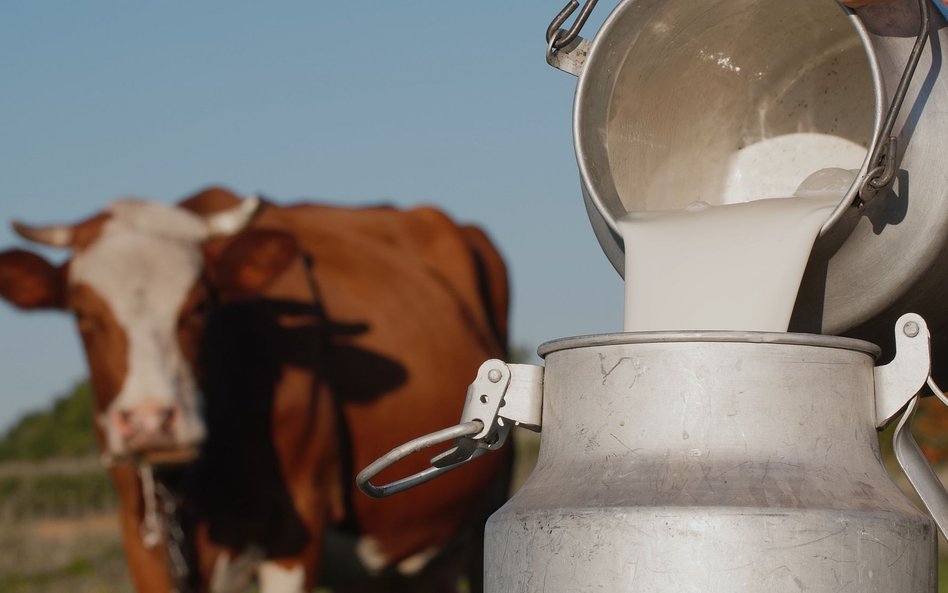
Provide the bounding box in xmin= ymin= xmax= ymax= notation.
xmin=546 ymin=0 xmax=599 ymax=55
xmin=856 ymin=0 xmax=931 ymax=205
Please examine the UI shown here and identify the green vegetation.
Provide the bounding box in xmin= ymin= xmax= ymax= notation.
xmin=0 ymin=382 xmax=97 ymax=462
xmin=0 ymin=381 xmax=114 ymax=522
xmin=943 ymin=556 xmax=948 ymax=593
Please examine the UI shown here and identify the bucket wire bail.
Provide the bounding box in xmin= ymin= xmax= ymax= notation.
xmin=855 ymin=0 xmax=930 ymax=205
xmin=546 ymin=0 xmax=599 ymax=64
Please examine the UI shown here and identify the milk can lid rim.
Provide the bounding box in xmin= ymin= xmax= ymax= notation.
xmin=538 ymin=331 xmax=881 ymax=358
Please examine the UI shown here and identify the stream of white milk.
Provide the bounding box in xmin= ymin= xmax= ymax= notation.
xmin=619 ymin=134 xmax=863 ymax=332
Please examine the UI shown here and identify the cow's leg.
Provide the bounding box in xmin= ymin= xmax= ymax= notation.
xmin=258 ymin=560 xmax=307 ymax=593
xmin=110 ymin=466 xmax=175 ymax=593
xmin=266 ymin=369 xmax=342 ymax=590
xmin=395 ymin=549 xmax=465 ymax=593
xmin=209 ymin=547 xmax=262 ymax=593
xmin=333 ymin=548 xmax=463 ymax=593
xmin=256 ymin=530 xmax=322 ymax=593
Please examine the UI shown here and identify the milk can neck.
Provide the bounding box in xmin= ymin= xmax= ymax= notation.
xmin=537 ymin=337 xmax=883 ymax=472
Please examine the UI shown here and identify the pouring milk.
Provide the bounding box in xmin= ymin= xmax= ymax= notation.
xmin=619 ymin=133 xmax=864 ymax=332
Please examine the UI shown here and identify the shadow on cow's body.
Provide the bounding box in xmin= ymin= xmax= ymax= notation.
xmin=0 ymin=187 xmax=513 ymax=593
xmin=194 ymin=297 xmax=406 ymax=555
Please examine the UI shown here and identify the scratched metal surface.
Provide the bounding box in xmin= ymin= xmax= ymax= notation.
xmin=486 ymin=338 xmax=937 ymax=592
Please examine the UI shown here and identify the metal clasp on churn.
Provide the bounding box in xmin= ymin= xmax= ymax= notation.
xmin=356 ymin=359 xmax=543 ymax=498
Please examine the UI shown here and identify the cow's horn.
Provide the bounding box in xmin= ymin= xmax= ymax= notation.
xmin=203 ymin=195 xmax=261 ymax=237
xmin=11 ymin=221 xmax=74 ymax=248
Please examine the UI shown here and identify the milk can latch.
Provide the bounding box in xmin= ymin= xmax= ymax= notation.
xmin=875 ymin=313 xmax=932 ymax=427
xmin=356 ymin=360 xmax=543 ymax=498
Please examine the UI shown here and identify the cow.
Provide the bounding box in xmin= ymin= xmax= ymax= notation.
xmin=0 ymin=187 xmax=512 ymax=593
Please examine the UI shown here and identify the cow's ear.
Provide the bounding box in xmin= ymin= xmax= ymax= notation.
xmin=204 ymin=230 xmax=300 ymax=300
xmin=0 ymin=249 xmax=66 ymax=310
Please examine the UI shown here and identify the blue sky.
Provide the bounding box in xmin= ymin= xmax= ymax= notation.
xmin=0 ymin=2 xmax=623 ymax=430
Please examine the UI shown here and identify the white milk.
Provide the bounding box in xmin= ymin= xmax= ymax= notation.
xmin=721 ymin=133 xmax=867 ymax=203
xmin=620 ymin=161 xmax=859 ymax=333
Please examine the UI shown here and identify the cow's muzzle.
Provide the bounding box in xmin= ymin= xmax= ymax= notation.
xmin=112 ymin=403 xmax=199 ymax=457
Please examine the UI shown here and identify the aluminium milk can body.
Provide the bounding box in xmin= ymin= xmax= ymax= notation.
xmin=485 ymin=334 xmax=936 ymax=592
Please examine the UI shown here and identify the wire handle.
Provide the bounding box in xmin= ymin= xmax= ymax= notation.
xmin=357 ymin=421 xmax=487 ymax=498
xmin=892 ymin=379 xmax=948 ymax=539
xmin=854 ymin=0 xmax=931 ymax=204
xmin=357 ymin=360 xmax=544 ymax=499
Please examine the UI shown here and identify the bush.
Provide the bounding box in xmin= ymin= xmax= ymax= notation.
xmin=0 ymin=383 xmax=97 ymax=462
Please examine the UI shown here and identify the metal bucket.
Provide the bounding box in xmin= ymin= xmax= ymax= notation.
xmin=484 ymin=322 xmax=943 ymax=592
xmin=549 ymin=0 xmax=948 ymax=362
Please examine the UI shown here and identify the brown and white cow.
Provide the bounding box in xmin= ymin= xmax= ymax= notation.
xmin=0 ymin=187 xmax=512 ymax=593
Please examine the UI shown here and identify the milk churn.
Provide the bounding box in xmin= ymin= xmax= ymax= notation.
xmin=480 ymin=320 xmax=947 ymax=592
xmin=356 ymin=0 xmax=948 ymax=591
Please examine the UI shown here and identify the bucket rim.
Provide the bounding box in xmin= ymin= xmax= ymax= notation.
xmin=538 ymin=331 xmax=881 ymax=358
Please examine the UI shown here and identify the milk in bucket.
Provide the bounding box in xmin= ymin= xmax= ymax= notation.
xmin=619 ymin=137 xmax=863 ymax=332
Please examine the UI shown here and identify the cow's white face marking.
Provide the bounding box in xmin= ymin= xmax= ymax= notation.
xmin=257 ymin=562 xmax=306 ymax=593
xmin=70 ymin=200 xmax=211 ymax=455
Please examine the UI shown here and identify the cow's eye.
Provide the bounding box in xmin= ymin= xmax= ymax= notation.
xmin=193 ymin=299 xmax=210 ymax=316
xmin=179 ymin=299 xmax=210 ymax=328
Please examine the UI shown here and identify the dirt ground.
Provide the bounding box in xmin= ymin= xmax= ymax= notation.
xmin=0 ymin=513 xmax=132 ymax=593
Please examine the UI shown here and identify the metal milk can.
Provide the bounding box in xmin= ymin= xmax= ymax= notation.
xmin=484 ymin=321 xmax=948 ymax=592
xmin=548 ymin=0 xmax=948 ymax=366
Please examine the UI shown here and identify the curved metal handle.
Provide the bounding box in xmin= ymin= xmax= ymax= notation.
xmin=358 ymin=360 xmax=542 ymax=499
xmin=855 ymin=0 xmax=931 ymax=204
xmin=546 ymin=0 xmax=599 ymax=50
xmin=546 ymin=0 xmax=599 ymax=70
xmin=893 ymin=380 xmax=948 ymax=538
xmin=356 ymin=420 xmax=485 ymax=498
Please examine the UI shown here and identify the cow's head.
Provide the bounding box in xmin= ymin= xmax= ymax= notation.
xmin=0 ymin=189 xmax=300 ymax=462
